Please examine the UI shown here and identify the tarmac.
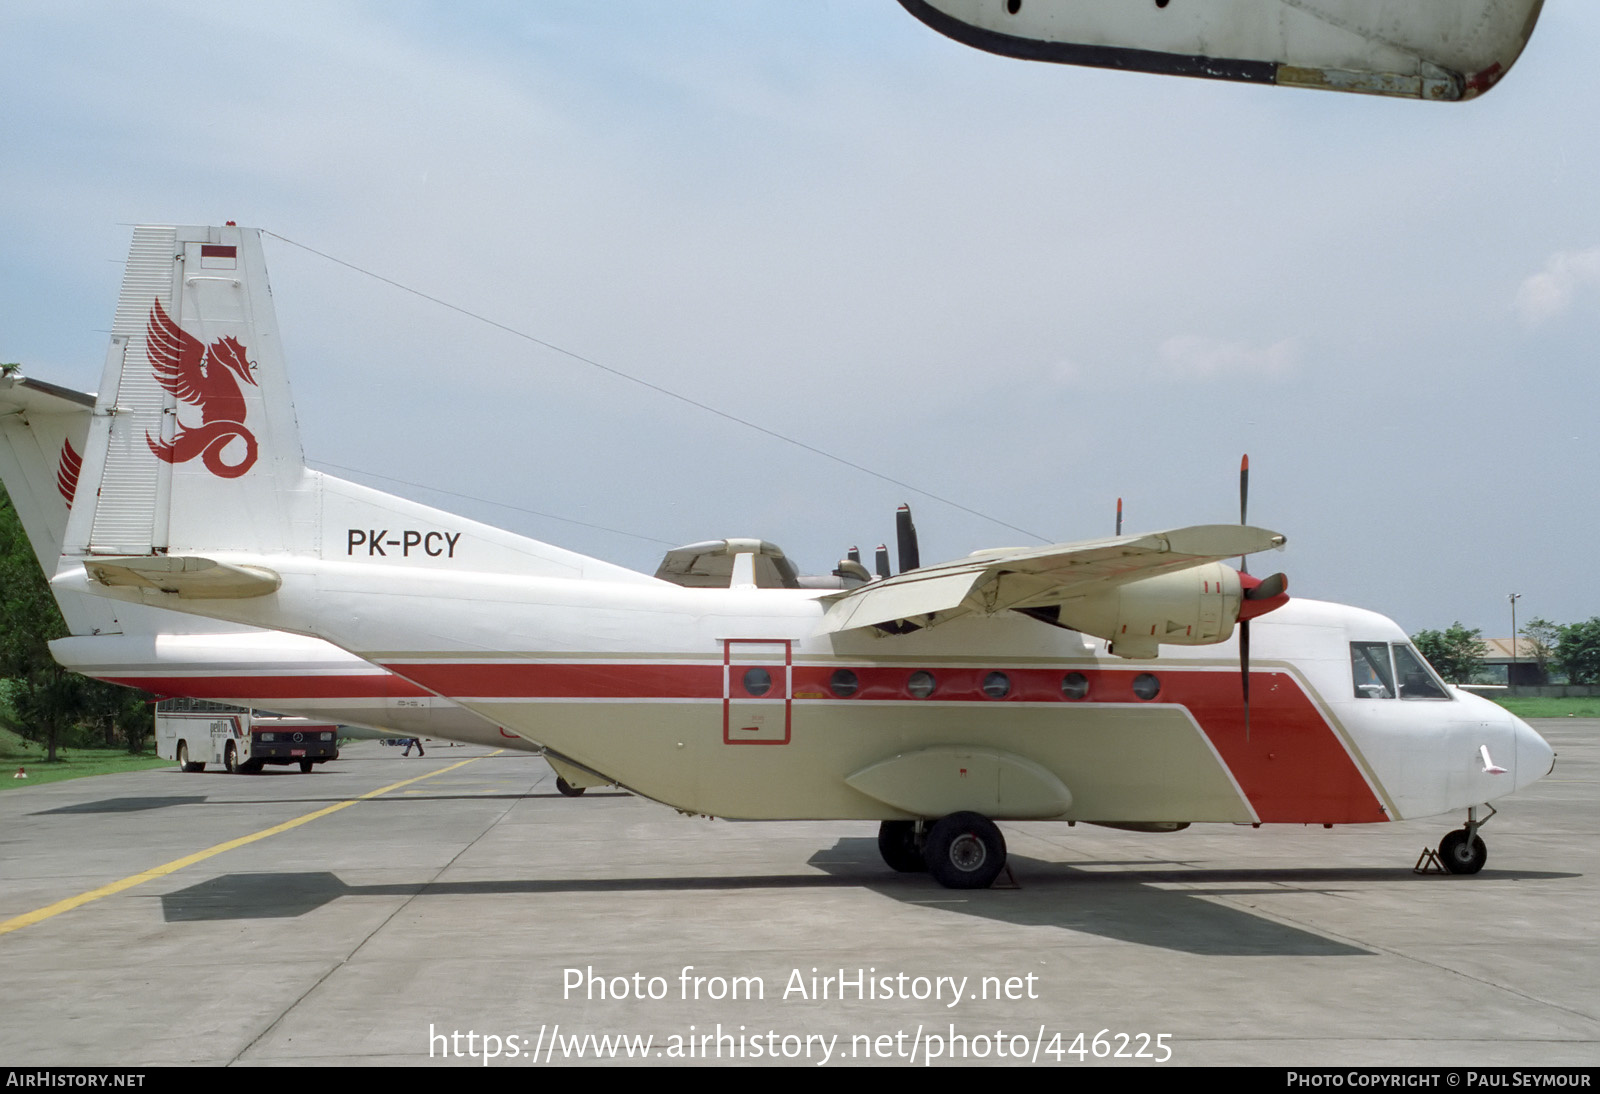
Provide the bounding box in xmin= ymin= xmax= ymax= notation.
xmin=0 ymin=720 xmax=1595 ymax=1067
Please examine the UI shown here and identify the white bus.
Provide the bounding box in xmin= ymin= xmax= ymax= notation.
xmin=156 ymin=698 xmax=341 ymax=774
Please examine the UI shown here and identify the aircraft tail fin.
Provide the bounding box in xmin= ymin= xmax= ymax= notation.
xmin=62 ymin=225 xmax=652 ymax=588
xmin=63 ymin=225 xmax=307 ymax=561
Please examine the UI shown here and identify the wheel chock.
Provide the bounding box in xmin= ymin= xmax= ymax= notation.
xmin=1414 ymin=847 xmax=1444 ymax=874
xmin=990 ymin=861 xmax=1022 ymax=890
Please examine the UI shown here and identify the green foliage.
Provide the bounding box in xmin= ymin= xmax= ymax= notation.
xmin=0 ymin=485 xmax=153 ymax=758
xmin=1411 ymin=622 xmax=1487 ymax=684
xmin=1521 ymin=616 xmax=1559 ymax=679
xmin=0 ymin=748 xmax=169 ymax=789
xmin=1554 ymin=618 xmax=1600 ymax=686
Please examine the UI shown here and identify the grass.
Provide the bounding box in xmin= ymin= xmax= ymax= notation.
xmin=1490 ymin=696 xmax=1600 ymax=719
xmin=0 ymin=724 xmax=168 ymax=789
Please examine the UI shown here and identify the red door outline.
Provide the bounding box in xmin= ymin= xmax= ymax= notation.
xmin=723 ymin=639 xmax=792 ymax=745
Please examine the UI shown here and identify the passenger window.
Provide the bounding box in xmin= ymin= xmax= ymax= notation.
xmin=1350 ymin=642 xmax=1394 ymax=699
xmin=742 ymin=668 xmax=772 ymax=697
xmin=1394 ymin=644 xmax=1449 ymax=700
xmin=982 ymin=672 xmax=1011 ymax=699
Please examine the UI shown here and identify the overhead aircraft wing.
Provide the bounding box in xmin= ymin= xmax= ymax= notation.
xmin=817 ymin=523 xmax=1283 ymax=635
xmin=897 ymin=0 xmax=1544 ymax=101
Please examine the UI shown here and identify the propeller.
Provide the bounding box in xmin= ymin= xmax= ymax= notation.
xmin=1235 ymin=454 xmax=1290 ymax=740
xmin=1115 ymin=497 xmax=1122 ymax=537
xmin=874 ymin=544 xmax=891 ymax=580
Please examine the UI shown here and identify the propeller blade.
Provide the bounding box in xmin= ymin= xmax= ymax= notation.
xmin=1241 ymin=617 xmax=1252 ymax=742
xmin=1240 ymin=454 xmax=1249 ymax=525
xmin=896 ymin=504 xmax=920 ymax=573
xmin=1115 ymin=497 xmax=1122 ymax=537
xmin=1239 ymin=454 xmax=1252 ymax=739
xmin=1238 ymin=454 xmax=1250 ymax=576
xmin=874 ymin=544 xmax=891 ymax=580
xmin=847 ymin=546 xmax=861 ymax=565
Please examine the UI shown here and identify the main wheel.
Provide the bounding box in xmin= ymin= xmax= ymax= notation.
xmin=1438 ymin=828 xmax=1487 ymax=875
xmin=224 ymin=743 xmax=240 ymax=774
xmin=877 ymin=820 xmax=927 ymax=873
xmin=176 ymin=743 xmax=204 ymax=773
xmin=923 ymin=812 xmax=1007 ymax=890
xmin=555 ymin=776 xmax=586 ymax=797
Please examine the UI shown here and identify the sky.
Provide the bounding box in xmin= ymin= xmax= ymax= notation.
xmin=2 ymin=1 xmax=1596 ymax=638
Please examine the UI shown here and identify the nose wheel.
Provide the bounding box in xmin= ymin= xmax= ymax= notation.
xmin=1437 ymin=828 xmax=1487 ymax=874
xmin=1428 ymin=804 xmax=1493 ymax=875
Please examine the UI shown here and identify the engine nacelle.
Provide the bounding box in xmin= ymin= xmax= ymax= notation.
xmin=1054 ymin=562 xmax=1242 ymax=659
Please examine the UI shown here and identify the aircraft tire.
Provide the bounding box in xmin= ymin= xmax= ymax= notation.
xmin=877 ymin=820 xmax=927 ymax=873
xmin=1438 ymin=828 xmax=1487 ymax=875
xmin=224 ymin=743 xmax=240 ymax=775
xmin=555 ymin=776 xmax=586 ymax=797
xmin=924 ymin=812 xmax=1006 ymax=889
xmin=299 ymin=760 xmax=314 ymax=773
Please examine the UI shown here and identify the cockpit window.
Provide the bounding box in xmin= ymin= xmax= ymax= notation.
xmin=1393 ymin=644 xmax=1449 ymax=700
xmin=1351 ymin=642 xmax=1394 ymax=699
xmin=1351 ymin=642 xmax=1452 ymax=701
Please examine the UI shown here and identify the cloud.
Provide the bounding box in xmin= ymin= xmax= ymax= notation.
xmin=1514 ymin=247 xmax=1600 ymax=326
xmin=1157 ymin=335 xmax=1298 ymax=380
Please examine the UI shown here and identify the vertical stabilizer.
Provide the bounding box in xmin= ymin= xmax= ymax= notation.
xmin=62 ymin=225 xmax=655 ymax=590
xmin=65 ymin=225 xmax=312 ymax=562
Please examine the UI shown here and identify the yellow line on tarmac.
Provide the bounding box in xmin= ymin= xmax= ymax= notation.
xmin=0 ymin=755 xmax=491 ymax=938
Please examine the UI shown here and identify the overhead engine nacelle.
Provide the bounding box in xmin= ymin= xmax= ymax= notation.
xmin=1055 ymin=563 xmax=1242 ymax=660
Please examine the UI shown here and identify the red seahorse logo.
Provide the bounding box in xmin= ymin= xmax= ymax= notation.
xmin=144 ymin=299 xmax=259 ymax=478
xmin=57 ymin=438 xmax=82 ymax=507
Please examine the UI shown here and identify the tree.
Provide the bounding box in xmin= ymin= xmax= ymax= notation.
xmin=1555 ymin=618 xmax=1600 ymax=686
xmin=1522 ymin=616 xmax=1560 ymax=682
xmin=0 ymin=485 xmax=153 ymax=757
xmin=1411 ymin=622 xmax=1487 ymax=684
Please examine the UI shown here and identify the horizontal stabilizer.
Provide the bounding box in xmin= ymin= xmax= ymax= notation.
xmin=0 ymin=372 xmax=97 ymax=415
xmin=818 ymin=524 xmax=1284 ymax=636
xmin=83 ymin=555 xmax=281 ymax=599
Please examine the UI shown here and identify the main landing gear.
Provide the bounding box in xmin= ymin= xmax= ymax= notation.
xmin=1436 ymin=804 xmax=1493 ymax=875
xmin=878 ymin=813 xmax=1009 ymax=890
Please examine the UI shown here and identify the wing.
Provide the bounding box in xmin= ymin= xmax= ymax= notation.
xmin=897 ymin=0 xmax=1544 ymax=102
xmin=145 ymin=299 xmax=211 ymax=405
xmin=817 ymin=523 xmax=1284 ymax=635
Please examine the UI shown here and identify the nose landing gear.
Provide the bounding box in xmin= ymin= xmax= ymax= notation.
xmin=1423 ymin=803 xmax=1494 ymax=875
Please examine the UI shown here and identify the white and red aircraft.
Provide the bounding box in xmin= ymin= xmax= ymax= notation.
xmin=896 ymin=0 xmax=1545 ymax=101
xmin=48 ymin=224 xmax=1552 ymax=887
